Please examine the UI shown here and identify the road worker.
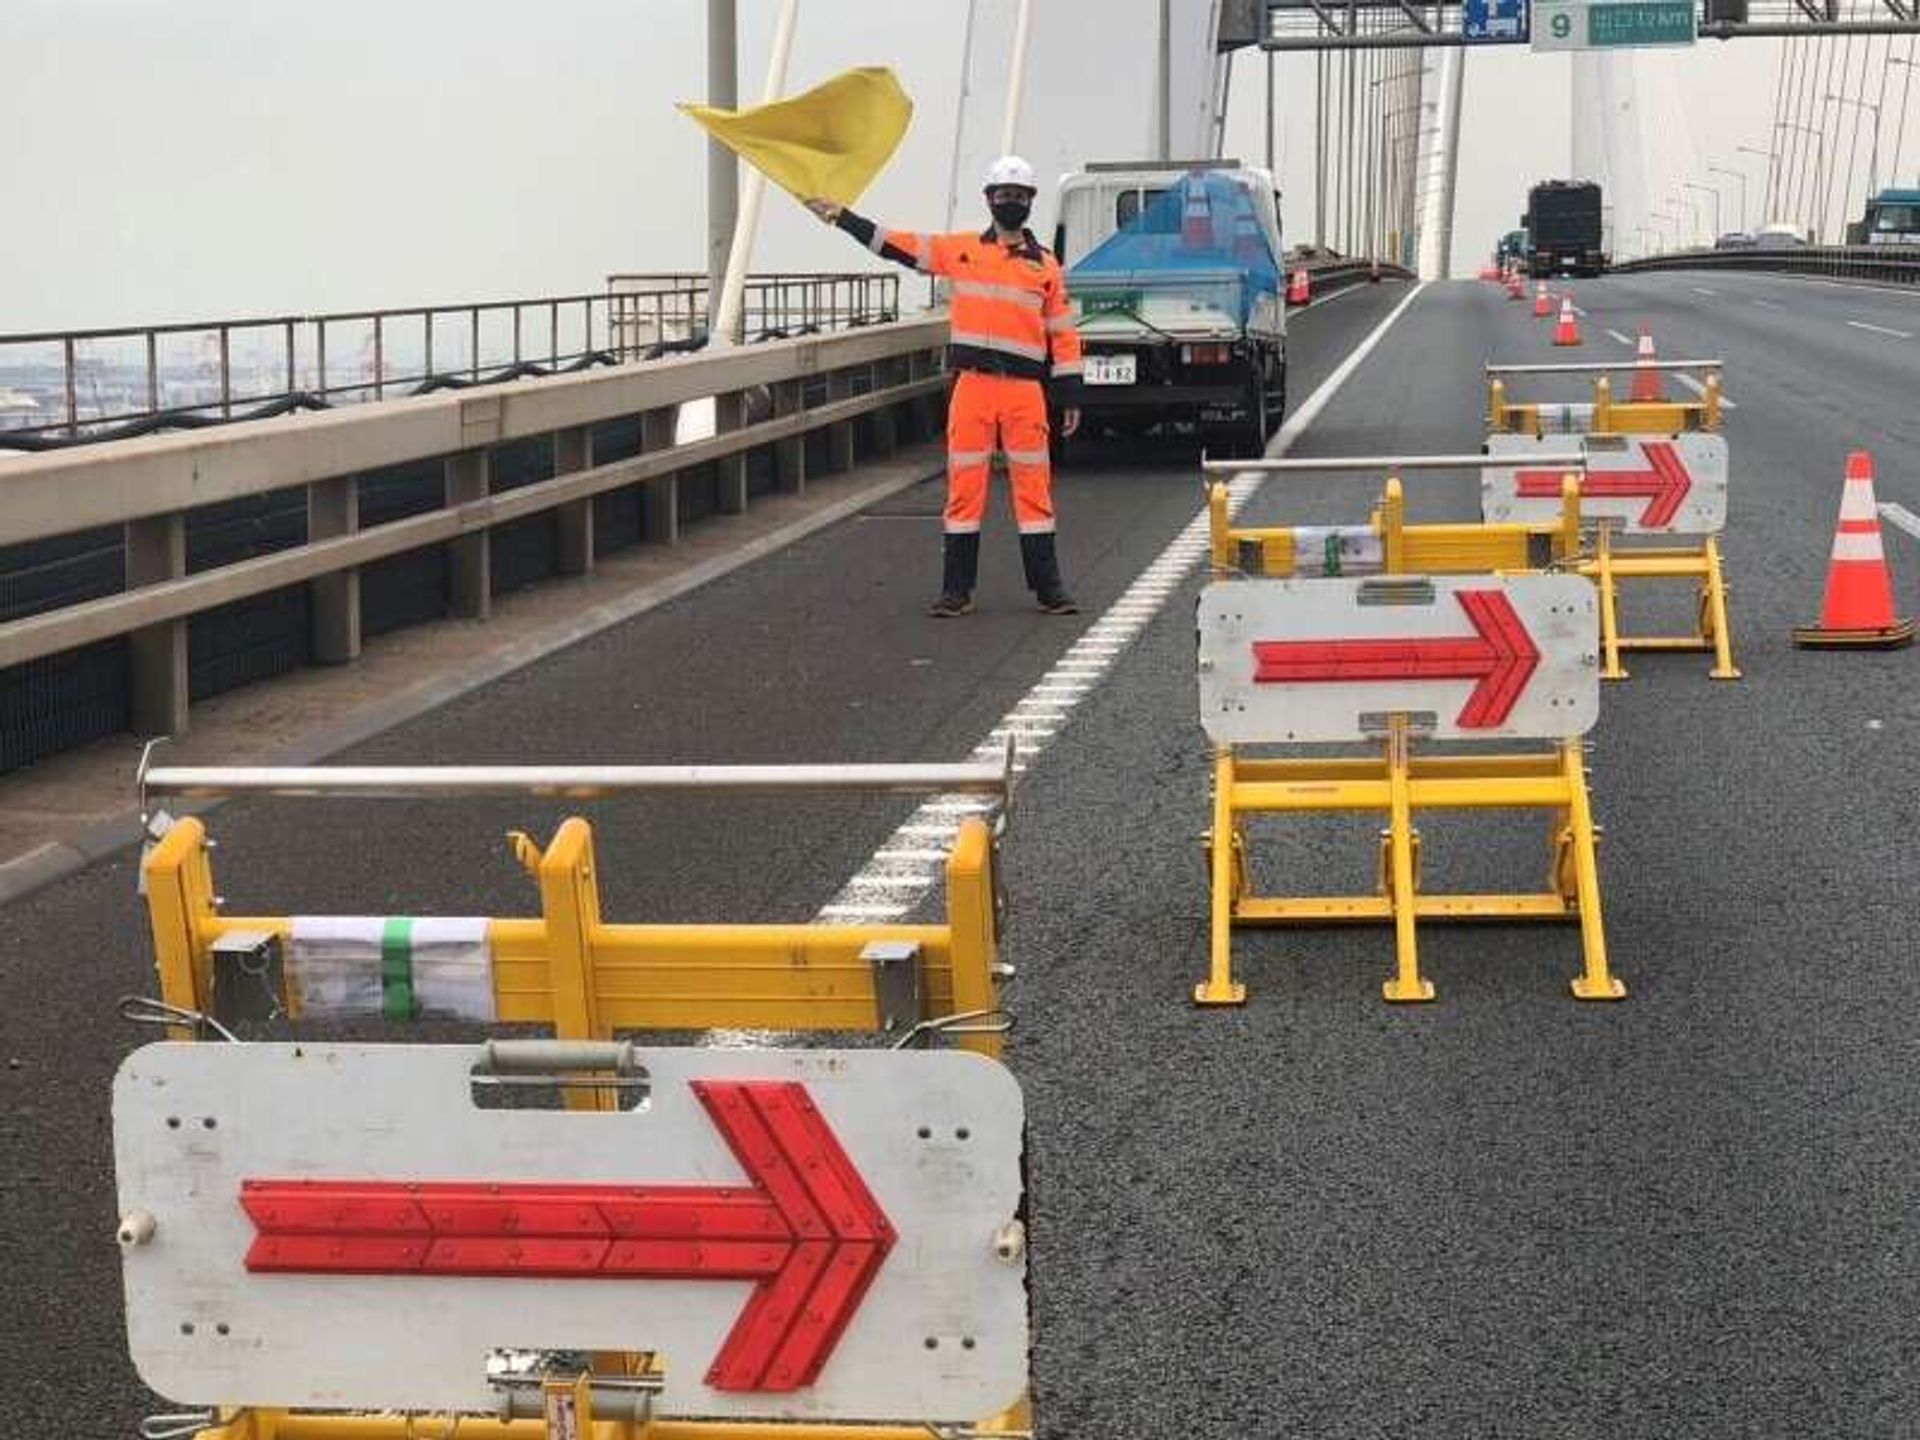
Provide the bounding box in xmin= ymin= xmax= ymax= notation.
xmin=806 ymin=155 xmax=1083 ymax=617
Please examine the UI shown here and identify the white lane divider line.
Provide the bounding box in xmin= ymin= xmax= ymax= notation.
xmin=1671 ymin=372 xmax=1739 ymax=410
xmin=1692 ymin=286 xmax=1720 ymax=296
xmin=1880 ymin=502 xmax=1920 ymax=540
xmin=1753 ymin=298 xmax=1784 ymax=310
xmin=1848 ymin=319 xmax=1914 ymax=339
xmin=813 ymin=281 xmax=1432 ymax=926
xmin=1606 ymin=328 xmax=1633 ymax=347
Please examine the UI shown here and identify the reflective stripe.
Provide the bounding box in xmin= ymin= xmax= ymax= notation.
xmin=915 ymin=249 xmax=935 ymax=274
xmin=948 ymin=449 xmax=994 ymax=468
xmin=951 ymin=279 xmax=1045 ymax=310
xmin=1045 ymin=312 xmax=1077 ymax=333
xmin=1051 ymin=360 xmax=1085 ymax=377
xmin=1839 ymin=479 xmax=1879 ymax=522
xmin=1016 ymin=519 xmax=1057 ymax=534
xmin=1832 ymin=530 xmax=1886 ymax=561
xmin=948 ymin=328 xmax=1048 ymax=362
xmin=1003 ymin=448 xmax=1050 ymax=466
xmin=944 ymin=519 xmax=983 ymax=534
xmin=867 ymin=228 xmax=889 ymax=256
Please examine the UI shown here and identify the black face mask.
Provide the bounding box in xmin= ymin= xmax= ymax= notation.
xmin=990 ymin=199 xmax=1031 ymax=232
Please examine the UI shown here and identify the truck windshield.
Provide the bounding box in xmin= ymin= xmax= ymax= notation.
xmin=1871 ymin=204 xmax=1920 ymax=235
xmin=1116 ymin=189 xmax=1171 ymax=231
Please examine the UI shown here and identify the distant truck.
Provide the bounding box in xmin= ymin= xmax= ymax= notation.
xmin=1054 ymin=159 xmax=1286 ymax=456
xmin=1524 ymin=180 xmax=1607 ymax=277
xmin=1846 ymin=188 xmax=1920 ymax=245
xmin=1495 ymin=228 xmax=1530 ymax=271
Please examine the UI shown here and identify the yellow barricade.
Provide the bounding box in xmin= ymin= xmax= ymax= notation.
xmin=1484 ymin=364 xmax=1740 ymax=682
xmin=1192 ymin=457 xmax=1622 ymax=1006
xmin=132 ymin=762 xmax=1027 ymax=1440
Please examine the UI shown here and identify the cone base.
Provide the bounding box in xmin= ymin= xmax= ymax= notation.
xmin=1791 ymin=617 xmax=1916 ymax=649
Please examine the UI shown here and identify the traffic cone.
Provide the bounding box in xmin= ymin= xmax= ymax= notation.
xmin=1533 ymin=282 xmax=1552 ymax=318
xmin=1552 ymin=296 xmax=1581 ymax=346
xmin=1507 ymin=272 xmax=1525 ymax=300
xmin=1630 ymin=327 xmax=1664 ymax=402
xmin=1794 ymin=451 xmax=1916 ymax=648
xmin=1287 ymin=267 xmax=1310 ymax=305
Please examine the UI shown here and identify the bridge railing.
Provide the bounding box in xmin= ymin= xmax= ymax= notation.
xmin=0 ymin=272 xmax=900 ymax=445
xmin=0 ymin=315 xmax=947 ymax=760
xmin=1611 ymin=244 xmax=1920 ymax=283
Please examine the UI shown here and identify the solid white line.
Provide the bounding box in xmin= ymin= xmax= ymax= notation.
xmin=1606 ymin=328 xmax=1633 ymax=347
xmin=1847 ymin=319 xmax=1914 ymax=339
xmin=1692 ymin=286 xmax=1719 ymax=296
xmin=1880 ymin=502 xmax=1920 ymax=540
xmin=812 ymin=281 xmax=1432 ymax=924
xmin=1672 ymin=372 xmax=1739 ymax=410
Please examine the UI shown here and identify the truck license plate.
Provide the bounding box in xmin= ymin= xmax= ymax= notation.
xmin=1084 ymin=355 xmax=1136 ymax=386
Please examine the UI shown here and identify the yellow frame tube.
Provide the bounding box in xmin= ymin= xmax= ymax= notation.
xmin=141 ymin=817 xmax=1004 ymax=1058
xmin=1195 ymin=746 xmax=1247 ymax=1005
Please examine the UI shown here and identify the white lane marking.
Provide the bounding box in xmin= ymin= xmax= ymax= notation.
xmin=1880 ymin=502 xmax=1920 ymax=540
xmin=1571 ymin=305 xmax=1588 ymax=317
xmin=1753 ymin=298 xmax=1784 ymax=310
xmin=1692 ymin=286 xmax=1720 ymax=296
xmin=1606 ymin=328 xmax=1633 ymax=347
xmin=1672 ymin=372 xmax=1739 ymax=410
xmin=812 ymin=281 xmax=1431 ymax=925
xmin=1847 ymin=320 xmax=1914 ymax=339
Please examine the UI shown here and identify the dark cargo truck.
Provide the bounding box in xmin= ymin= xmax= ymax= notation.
xmin=1525 ymin=181 xmax=1607 ymax=277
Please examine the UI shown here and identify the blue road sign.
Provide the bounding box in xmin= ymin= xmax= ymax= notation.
xmin=1464 ymin=0 xmax=1530 ymax=41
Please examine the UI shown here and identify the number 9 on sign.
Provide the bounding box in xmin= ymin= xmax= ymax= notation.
xmin=1551 ymin=11 xmax=1572 ymax=36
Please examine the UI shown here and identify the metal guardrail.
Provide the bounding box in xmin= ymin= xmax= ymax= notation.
xmin=0 ymin=316 xmax=949 ymax=741
xmin=0 ymin=272 xmax=899 ymax=444
xmin=1612 ymin=244 xmax=1920 ymax=283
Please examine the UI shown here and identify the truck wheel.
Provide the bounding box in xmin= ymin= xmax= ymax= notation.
xmin=1239 ymin=379 xmax=1271 ymax=457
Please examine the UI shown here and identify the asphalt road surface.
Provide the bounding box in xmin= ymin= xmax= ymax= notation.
xmin=7 ymin=272 xmax=1919 ymax=1438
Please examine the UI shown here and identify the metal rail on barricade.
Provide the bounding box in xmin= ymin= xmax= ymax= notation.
xmin=1190 ymin=455 xmax=1626 ymax=1006
xmin=1482 ymin=364 xmax=1741 ymax=681
xmin=121 ymin=755 xmax=1033 ymax=1440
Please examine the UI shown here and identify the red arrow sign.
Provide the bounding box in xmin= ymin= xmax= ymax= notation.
xmin=1250 ymin=588 xmax=1541 ymax=728
xmin=240 ymin=1080 xmax=894 ymax=1394
xmin=1515 ymin=439 xmax=1692 ymax=526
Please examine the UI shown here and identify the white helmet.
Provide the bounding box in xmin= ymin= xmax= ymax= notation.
xmin=982 ymin=155 xmax=1037 ymax=193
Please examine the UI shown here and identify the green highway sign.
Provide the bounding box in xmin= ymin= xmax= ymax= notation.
xmin=1532 ymin=0 xmax=1696 ymax=49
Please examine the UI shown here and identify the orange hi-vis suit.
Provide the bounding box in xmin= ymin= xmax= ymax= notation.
xmin=834 ymin=208 xmax=1084 ymax=603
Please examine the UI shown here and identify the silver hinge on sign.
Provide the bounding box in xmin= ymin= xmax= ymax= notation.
xmin=1359 ymin=710 xmax=1438 ymax=740
xmin=863 ymin=940 xmax=924 ymax=1034
xmin=211 ymin=929 xmax=284 ymax=1027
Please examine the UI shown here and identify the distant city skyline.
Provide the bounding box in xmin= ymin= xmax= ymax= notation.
xmin=0 ymin=1 xmax=1882 ymax=331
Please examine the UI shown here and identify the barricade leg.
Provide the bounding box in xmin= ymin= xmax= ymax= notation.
xmin=1195 ymin=747 xmax=1248 ymax=1005
xmin=1594 ymin=529 xmax=1628 ymax=681
xmin=1703 ymin=536 xmax=1742 ymax=680
xmin=1379 ymin=727 xmax=1434 ymax=1003
xmin=1561 ymin=742 xmax=1625 ymax=1001
xmin=144 ymin=817 xmax=220 ymax=1035
xmin=535 ymin=818 xmax=616 ymax=1111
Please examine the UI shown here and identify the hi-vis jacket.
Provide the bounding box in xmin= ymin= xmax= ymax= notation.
xmin=835 ymin=211 xmax=1084 ymax=402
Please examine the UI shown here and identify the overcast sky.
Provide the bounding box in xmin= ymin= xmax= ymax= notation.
xmin=2 ymin=0 xmax=1895 ymax=330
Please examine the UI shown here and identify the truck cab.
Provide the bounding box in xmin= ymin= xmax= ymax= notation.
xmin=1053 ymin=160 xmax=1286 ymax=456
xmin=1848 ymin=188 xmax=1920 ymax=246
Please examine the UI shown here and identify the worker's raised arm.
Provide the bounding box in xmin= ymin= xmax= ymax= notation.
xmin=805 ymin=198 xmax=952 ymax=277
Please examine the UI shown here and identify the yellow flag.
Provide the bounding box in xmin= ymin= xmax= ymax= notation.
xmin=679 ymin=66 xmax=912 ymax=207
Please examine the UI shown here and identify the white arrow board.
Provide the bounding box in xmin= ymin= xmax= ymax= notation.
xmin=1483 ymin=432 xmax=1729 ymax=535
xmin=114 ymin=1043 xmax=1027 ymax=1423
xmin=1198 ymin=574 xmax=1599 ymax=744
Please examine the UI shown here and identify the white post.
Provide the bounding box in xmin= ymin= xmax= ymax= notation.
xmin=1000 ymin=0 xmax=1034 ymax=156
xmin=944 ymin=0 xmax=981 ymax=233
xmin=1420 ymin=46 xmax=1464 ymax=279
xmin=711 ymin=0 xmax=800 ymax=351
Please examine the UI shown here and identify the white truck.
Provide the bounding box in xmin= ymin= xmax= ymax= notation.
xmin=1052 ymin=159 xmax=1287 ymax=456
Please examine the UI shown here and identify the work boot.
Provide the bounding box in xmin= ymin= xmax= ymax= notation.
xmin=1020 ymin=533 xmax=1079 ymax=615
xmin=930 ymin=533 xmax=980 ymax=618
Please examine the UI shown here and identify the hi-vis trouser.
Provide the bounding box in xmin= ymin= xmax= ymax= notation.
xmin=945 ymin=371 xmax=1055 ymax=536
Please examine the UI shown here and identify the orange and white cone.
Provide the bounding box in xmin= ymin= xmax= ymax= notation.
xmin=1630 ymin=327 xmax=1664 ymax=402
xmin=1552 ymin=296 xmax=1581 ymax=346
xmin=1507 ymin=271 xmax=1525 ymax=300
xmin=1287 ymin=267 xmax=1310 ymax=305
xmin=1794 ymin=450 xmax=1915 ymax=648
xmin=1533 ymin=282 xmax=1552 ymax=318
